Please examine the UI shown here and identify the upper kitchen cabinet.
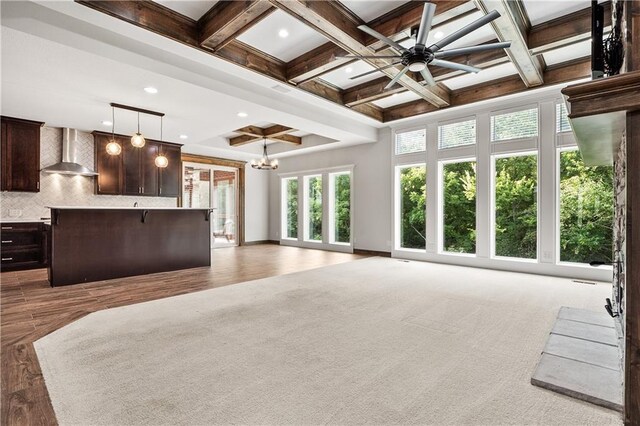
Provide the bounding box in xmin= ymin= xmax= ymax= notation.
xmin=1 ymin=116 xmax=44 ymax=192
xmin=93 ymin=131 xmax=181 ymax=197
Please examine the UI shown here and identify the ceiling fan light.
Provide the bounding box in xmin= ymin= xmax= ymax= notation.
xmin=131 ymin=132 xmax=146 ymax=148
xmin=408 ymin=61 xmax=427 ymax=72
xmin=106 ymin=140 xmax=122 ymax=156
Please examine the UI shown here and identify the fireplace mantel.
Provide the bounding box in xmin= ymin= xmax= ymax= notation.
xmin=561 ymin=70 xmax=640 ymax=165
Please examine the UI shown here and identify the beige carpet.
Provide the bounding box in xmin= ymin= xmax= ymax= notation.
xmin=35 ymin=258 xmax=622 ymax=425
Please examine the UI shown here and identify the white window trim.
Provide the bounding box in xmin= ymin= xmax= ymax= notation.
xmin=394 ymin=162 xmax=427 ymax=252
xmin=489 ymin=103 xmax=540 ymax=144
xmin=393 ymin=125 xmax=427 ymax=157
xmin=280 ymin=177 xmax=299 ymax=242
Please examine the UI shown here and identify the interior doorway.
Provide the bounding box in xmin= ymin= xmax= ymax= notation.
xmin=183 ymin=162 xmax=240 ymax=248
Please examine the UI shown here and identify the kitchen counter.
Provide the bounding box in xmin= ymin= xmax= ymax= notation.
xmin=1 ymin=218 xmax=50 ymax=223
xmin=46 ymin=206 xmax=207 ymax=210
xmin=47 ymin=207 xmax=211 ymax=286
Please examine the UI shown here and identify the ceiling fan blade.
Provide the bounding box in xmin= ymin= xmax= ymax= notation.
xmin=415 ymin=3 xmax=437 ymax=46
xmin=420 ymin=68 xmax=436 ymax=86
xmin=357 ymin=25 xmax=407 ymax=53
xmin=430 ymin=59 xmax=481 ymax=73
xmin=429 ymin=10 xmax=501 ymax=52
xmin=336 ymin=55 xmax=402 ymax=59
xmin=433 ymin=42 xmax=512 ymax=58
xmin=384 ymin=66 xmax=409 ymax=90
xmin=349 ymin=62 xmax=402 ymax=80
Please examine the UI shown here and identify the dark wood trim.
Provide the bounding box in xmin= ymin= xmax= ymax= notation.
xmin=229 ymin=135 xmax=263 ymax=146
xmin=0 ymin=116 xmax=45 ymax=127
xmin=625 ymin=109 xmax=640 ymax=426
xmin=110 ymin=102 xmax=165 ymax=117
xmin=353 ymin=248 xmax=391 ymax=257
xmin=181 ymin=153 xmax=246 ymax=168
xmin=198 ymin=0 xmax=274 ymax=51
xmin=243 ymin=240 xmax=280 ymax=246
xmin=528 ymin=2 xmax=611 ymax=55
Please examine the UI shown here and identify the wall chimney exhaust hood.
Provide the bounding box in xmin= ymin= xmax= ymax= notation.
xmin=41 ymin=128 xmax=98 ymax=176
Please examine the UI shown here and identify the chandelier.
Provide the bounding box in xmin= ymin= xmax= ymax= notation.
xmin=251 ymin=138 xmax=278 ymax=170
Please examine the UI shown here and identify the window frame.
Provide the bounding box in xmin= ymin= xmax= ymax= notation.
xmin=303 ymin=174 xmax=323 ymax=243
xmin=280 ymin=176 xmax=299 ymax=241
xmin=328 ymin=170 xmax=353 ymax=246
xmin=437 ymin=115 xmax=477 ymax=151
xmin=489 ymin=104 xmax=540 ymax=145
xmin=394 ymin=125 xmax=427 ymax=157
xmin=394 ymin=162 xmax=427 ymax=252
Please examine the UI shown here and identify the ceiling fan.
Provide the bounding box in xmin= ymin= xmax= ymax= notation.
xmin=341 ymin=2 xmax=512 ymax=89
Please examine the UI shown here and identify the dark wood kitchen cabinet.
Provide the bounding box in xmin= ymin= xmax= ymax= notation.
xmin=1 ymin=116 xmax=44 ymax=192
xmin=1 ymin=221 xmax=48 ymax=271
xmin=92 ymin=131 xmax=181 ymax=197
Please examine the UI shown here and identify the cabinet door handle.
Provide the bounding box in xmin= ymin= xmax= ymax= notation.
xmin=2 ymin=257 xmax=13 ymax=261
xmin=1 ymin=226 xmax=13 ymax=230
xmin=2 ymin=240 xmax=13 ymax=243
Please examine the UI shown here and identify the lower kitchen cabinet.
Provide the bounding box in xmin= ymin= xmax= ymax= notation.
xmin=1 ymin=221 xmax=48 ymax=271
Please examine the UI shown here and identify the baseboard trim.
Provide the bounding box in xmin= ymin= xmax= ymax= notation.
xmin=243 ymin=240 xmax=280 ymax=246
xmin=354 ymin=248 xmax=391 ymax=257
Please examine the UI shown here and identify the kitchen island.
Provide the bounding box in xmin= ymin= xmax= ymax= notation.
xmin=47 ymin=207 xmax=211 ymax=286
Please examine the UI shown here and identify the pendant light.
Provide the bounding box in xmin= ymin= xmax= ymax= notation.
xmin=251 ymin=138 xmax=278 ymax=170
xmin=155 ymin=116 xmax=169 ymax=168
xmin=105 ymin=106 xmax=122 ymax=155
xmin=131 ymin=111 xmax=146 ymax=148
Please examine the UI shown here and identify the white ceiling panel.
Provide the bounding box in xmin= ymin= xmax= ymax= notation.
xmin=442 ymin=62 xmax=518 ymax=90
xmin=543 ymin=39 xmax=591 ymax=66
xmin=153 ymin=1 xmax=217 ymax=20
xmin=523 ymin=0 xmax=589 ymax=26
xmin=340 ymin=0 xmax=409 ymax=22
xmin=320 ymin=60 xmax=386 ymax=89
xmin=372 ymin=90 xmax=421 ymax=108
xmin=237 ymin=9 xmax=328 ymax=62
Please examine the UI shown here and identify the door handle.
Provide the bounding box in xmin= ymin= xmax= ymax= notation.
xmin=2 ymin=257 xmax=13 ymax=261
xmin=2 ymin=240 xmax=13 ymax=243
xmin=1 ymin=226 xmax=13 ymax=230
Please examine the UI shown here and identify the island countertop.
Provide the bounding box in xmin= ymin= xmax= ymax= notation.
xmin=48 ymin=207 xmax=211 ymax=286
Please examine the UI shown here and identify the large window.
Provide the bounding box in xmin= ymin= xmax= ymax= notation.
xmin=396 ymin=129 xmax=426 ymax=155
xmin=330 ymin=172 xmax=351 ymax=244
xmin=398 ymin=164 xmax=426 ymax=249
xmin=494 ymin=154 xmax=538 ymax=259
xmin=283 ymin=177 xmax=298 ymax=239
xmin=559 ymin=150 xmax=613 ymax=263
xmin=491 ymin=107 xmax=538 ymax=141
xmin=442 ymin=160 xmax=476 ymax=254
xmin=438 ymin=118 xmax=476 ymax=149
xmin=305 ymin=175 xmax=322 ymax=242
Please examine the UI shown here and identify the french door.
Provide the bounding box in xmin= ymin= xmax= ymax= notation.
xmin=183 ymin=162 xmax=239 ymax=248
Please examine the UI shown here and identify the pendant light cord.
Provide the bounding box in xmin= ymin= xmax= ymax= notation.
xmin=137 ymin=112 xmax=141 ymax=134
xmin=111 ymin=106 xmax=115 ymax=139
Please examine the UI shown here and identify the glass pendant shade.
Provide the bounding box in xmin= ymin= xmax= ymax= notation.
xmin=131 ymin=132 xmax=146 ymax=148
xmin=155 ymin=153 xmax=169 ymax=168
xmin=106 ymin=140 xmax=122 ymax=156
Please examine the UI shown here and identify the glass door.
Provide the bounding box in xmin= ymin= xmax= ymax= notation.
xmin=183 ymin=163 xmax=239 ymax=249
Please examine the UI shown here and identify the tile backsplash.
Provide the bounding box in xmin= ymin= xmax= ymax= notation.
xmin=1 ymin=127 xmax=177 ymax=219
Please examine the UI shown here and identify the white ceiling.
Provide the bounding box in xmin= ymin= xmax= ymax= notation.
xmin=523 ymin=0 xmax=589 ymax=26
xmin=340 ymin=0 xmax=409 ymax=22
xmin=320 ymin=60 xmax=384 ymax=89
xmin=372 ymin=90 xmax=421 ymax=108
xmin=153 ymin=0 xmax=217 ymax=20
xmin=236 ymin=9 xmax=328 ymax=62
xmin=443 ymin=62 xmax=519 ymax=90
xmin=542 ymin=39 xmax=591 ymax=66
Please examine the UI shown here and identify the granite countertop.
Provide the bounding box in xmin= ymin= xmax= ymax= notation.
xmin=46 ymin=206 xmax=210 ymax=210
xmin=1 ymin=218 xmax=51 ymax=223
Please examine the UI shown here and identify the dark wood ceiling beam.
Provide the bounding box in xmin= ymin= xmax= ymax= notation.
xmin=528 ymin=2 xmax=611 ymax=56
xmin=229 ymin=135 xmax=263 ymax=146
xmin=344 ymin=42 xmax=510 ymax=106
xmin=382 ymin=56 xmax=590 ymax=122
xmin=198 ymin=0 xmax=275 ymax=51
xmin=285 ymin=0 xmax=474 ymax=84
xmin=271 ymin=0 xmax=450 ymax=107
xmin=475 ymin=0 xmax=544 ymax=87
xmin=263 ymin=125 xmax=296 ymax=137
xmin=269 ymin=134 xmax=301 ymax=145
xmin=235 ymin=126 xmax=265 ymax=138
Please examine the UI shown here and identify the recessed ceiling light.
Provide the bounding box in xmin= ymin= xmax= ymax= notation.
xmin=434 ymin=31 xmax=444 ymax=40
xmin=237 ymin=112 xmax=248 ymax=118
xmin=101 ymin=120 xmax=113 ymax=126
xmin=345 ymin=66 xmax=353 ymax=73
xmin=144 ymin=87 xmax=158 ymax=94
xmin=278 ymin=28 xmax=289 ymax=38
xmin=179 ymin=134 xmax=188 ymax=140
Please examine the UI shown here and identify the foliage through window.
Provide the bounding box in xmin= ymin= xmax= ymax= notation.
xmin=332 ymin=173 xmax=351 ymax=243
xmin=396 ymin=129 xmax=426 ymax=155
xmin=494 ymin=154 xmax=538 ymax=259
xmin=306 ymin=176 xmax=322 ymax=241
xmin=491 ymin=108 xmax=538 ymax=141
xmin=443 ymin=161 xmax=476 ymax=253
xmin=556 ymin=103 xmax=571 ymax=133
xmin=438 ymin=119 xmax=476 ymax=149
xmin=399 ymin=165 xmax=426 ymax=249
xmin=559 ymin=150 xmax=613 ymax=263
xmin=284 ymin=178 xmax=298 ymax=239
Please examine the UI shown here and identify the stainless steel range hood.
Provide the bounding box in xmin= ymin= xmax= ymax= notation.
xmin=42 ymin=128 xmax=98 ymax=176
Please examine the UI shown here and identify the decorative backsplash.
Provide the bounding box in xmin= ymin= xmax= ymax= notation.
xmin=1 ymin=127 xmax=177 ymax=220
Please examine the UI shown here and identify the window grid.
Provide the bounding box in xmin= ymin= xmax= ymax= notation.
xmin=490 ymin=108 xmax=538 ymax=141
xmin=438 ymin=119 xmax=476 ymax=149
xmin=395 ymin=129 xmax=426 ymax=155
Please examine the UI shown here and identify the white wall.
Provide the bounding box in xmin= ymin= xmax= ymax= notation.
xmin=268 ymin=129 xmax=392 ymax=252
xmin=245 ymin=165 xmax=270 ymax=242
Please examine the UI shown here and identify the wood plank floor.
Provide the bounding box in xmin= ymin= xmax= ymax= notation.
xmin=0 ymin=244 xmax=365 ymax=426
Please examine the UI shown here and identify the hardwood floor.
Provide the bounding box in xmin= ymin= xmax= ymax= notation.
xmin=0 ymin=244 xmax=365 ymax=425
